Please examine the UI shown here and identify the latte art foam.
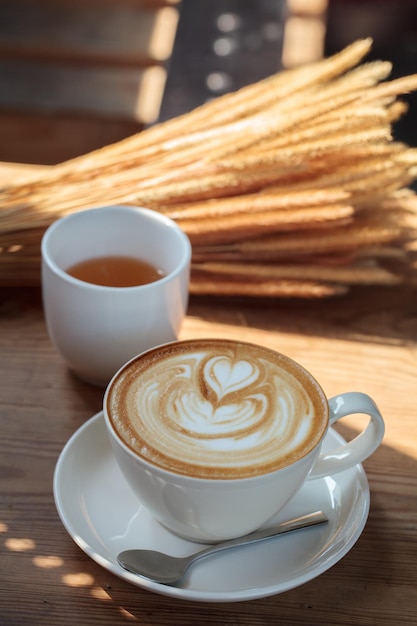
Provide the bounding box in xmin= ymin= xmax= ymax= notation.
xmin=107 ymin=340 xmax=328 ymax=479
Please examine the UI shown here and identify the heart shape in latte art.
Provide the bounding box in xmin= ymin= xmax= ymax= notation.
xmin=204 ymin=356 xmax=259 ymax=401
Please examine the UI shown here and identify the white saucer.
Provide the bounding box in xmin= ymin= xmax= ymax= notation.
xmin=53 ymin=412 xmax=370 ymax=603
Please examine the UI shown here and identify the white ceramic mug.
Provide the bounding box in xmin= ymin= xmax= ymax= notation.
xmin=41 ymin=205 xmax=191 ymax=386
xmin=103 ymin=339 xmax=385 ymax=542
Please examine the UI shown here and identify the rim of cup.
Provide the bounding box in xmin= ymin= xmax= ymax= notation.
xmin=41 ymin=205 xmax=192 ymax=291
xmin=103 ymin=338 xmax=330 ymax=485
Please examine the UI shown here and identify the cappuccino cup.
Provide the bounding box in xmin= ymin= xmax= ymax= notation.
xmin=104 ymin=339 xmax=385 ymax=542
xmin=41 ymin=205 xmax=191 ymax=386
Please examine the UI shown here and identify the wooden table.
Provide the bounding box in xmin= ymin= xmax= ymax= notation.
xmin=1 ymin=279 xmax=417 ymax=625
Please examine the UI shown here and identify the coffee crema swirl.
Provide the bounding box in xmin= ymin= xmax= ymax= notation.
xmin=107 ymin=340 xmax=328 ymax=479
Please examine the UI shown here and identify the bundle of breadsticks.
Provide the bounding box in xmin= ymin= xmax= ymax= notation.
xmin=1 ymin=38 xmax=417 ymax=297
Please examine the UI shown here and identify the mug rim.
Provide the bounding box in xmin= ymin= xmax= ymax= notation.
xmin=103 ymin=338 xmax=330 ymax=485
xmin=41 ymin=204 xmax=192 ymax=292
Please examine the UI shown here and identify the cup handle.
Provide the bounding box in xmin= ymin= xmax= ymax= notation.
xmin=308 ymin=392 xmax=385 ymax=480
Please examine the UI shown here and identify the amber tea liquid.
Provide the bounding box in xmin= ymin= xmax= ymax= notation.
xmin=66 ymin=255 xmax=165 ymax=287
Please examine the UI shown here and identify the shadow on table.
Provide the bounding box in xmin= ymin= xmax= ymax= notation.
xmin=189 ymin=285 xmax=417 ymax=347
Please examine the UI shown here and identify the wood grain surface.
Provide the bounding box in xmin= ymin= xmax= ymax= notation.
xmin=1 ymin=282 xmax=416 ymax=625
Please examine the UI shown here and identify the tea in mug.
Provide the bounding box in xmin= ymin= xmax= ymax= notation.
xmin=66 ymin=255 xmax=165 ymax=287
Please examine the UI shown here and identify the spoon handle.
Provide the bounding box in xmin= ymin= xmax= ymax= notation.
xmin=191 ymin=510 xmax=328 ymax=565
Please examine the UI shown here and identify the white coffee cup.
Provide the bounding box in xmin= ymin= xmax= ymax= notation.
xmin=103 ymin=339 xmax=385 ymax=542
xmin=41 ymin=205 xmax=191 ymax=386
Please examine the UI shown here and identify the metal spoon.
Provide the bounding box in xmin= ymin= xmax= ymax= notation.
xmin=117 ymin=510 xmax=328 ymax=585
